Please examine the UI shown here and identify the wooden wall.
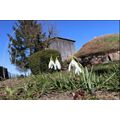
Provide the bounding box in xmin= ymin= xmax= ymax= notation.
xmin=49 ymin=38 xmax=75 ymax=61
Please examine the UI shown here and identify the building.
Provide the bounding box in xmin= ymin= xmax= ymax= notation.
xmin=48 ymin=37 xmax=76 ymax=61
xmin=0 ymin=66 xmax=9 ymax=80
xmin=75 ymin=34 xmax=120 ymax=66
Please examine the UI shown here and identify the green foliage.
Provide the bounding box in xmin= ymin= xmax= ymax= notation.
xmin=93 ymin=61 xmax=120 ymax=74
xmin=28 ymin=49 xmax=61 ymax=74
xmin=0 ymin=61 xmax=119 ymax=100
xmin=8 ymin=20 xmax=57 ymax=72
xmin=104 ymin=35 xmax=119 ymax=42
xmin=5 ymin=86 xmax=15 ymax=99
xmin=8 ymin=20 xmax=46 ymax=71
xmin=97 ymin=62 xmax=120 ymax=91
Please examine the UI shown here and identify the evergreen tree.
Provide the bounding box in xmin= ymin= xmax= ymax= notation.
xmin=8 ymin=20 xmax=46 ymax=72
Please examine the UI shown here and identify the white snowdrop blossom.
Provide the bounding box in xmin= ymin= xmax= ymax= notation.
xmin=55 ymin=57 xmax=61 ymax=70
xmin=68 ymin=59 xmax=82 ymax=75
xmin=48 ymin=57 xmax=56 ymax=70
xmin=75 ymin=66 xmax=82 ymax=75
xmin=68 ymin=59 xmax=78 ymax=71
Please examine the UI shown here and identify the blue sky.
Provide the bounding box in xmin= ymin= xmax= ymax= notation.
xmin=0 ymin=20 xmax=119 ymax=75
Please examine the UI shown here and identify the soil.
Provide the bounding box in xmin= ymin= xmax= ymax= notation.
xmin=39 ymin=90 xmax=120 ymax=100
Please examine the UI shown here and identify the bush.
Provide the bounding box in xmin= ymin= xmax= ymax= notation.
xmin=28 ymin=49 xmax=61 ymax=75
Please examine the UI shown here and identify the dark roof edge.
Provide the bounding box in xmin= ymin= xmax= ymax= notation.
xmin=54 ymin=37 xmax=76 ymax=42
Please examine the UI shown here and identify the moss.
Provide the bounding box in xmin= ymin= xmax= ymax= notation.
xmin=75 ymin=34 xmax=119 ymax=57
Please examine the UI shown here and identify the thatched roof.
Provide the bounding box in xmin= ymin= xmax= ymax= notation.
xmin=75 ymin=34 xmax=119 ymax=57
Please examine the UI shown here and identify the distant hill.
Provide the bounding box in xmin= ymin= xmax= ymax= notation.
xmin=75 ymin=34 xmax=119 ymax=58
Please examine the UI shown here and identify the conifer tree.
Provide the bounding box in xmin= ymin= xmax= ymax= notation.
xmin=8 ymin=20 xmax=46 ymax=72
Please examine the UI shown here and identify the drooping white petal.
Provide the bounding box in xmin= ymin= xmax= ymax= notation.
xmin=68 ymin=58 xmax=83 ymax=75
xmin=72 ymin=59 xmax=79 ymax=68
xmin=54 ymin=63 xmax=57 ymax=70
xmin=48 ymin=60 xmax=54 ymax=69
xmin=68 ymin=59 xmax=79 ymax=71
xmin=68 ymin=62 xmax=72 ymax=71
xmin=75 ymin=66 xmax=82 ymax=75
xmin=55 ymin=58 xmax=61 ymax=70
xmin=48 ymin=57 xmax=56 ymax=70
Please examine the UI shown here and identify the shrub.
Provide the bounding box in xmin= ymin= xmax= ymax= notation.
xmin=28 ymin=49 xmax=61 ymax=75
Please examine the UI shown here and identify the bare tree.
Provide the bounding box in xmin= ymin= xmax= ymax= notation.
xmin=47 ymin=23 xmax=58 ymax=38
xmin=43 ymin=21 xmax=58 ymax=48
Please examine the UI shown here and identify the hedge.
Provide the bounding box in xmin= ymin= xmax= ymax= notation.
xmin=28 ymin=49 xmax=61 ymax=75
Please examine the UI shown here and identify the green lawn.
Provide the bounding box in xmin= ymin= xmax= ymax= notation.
xmin=0 ymin=61 xmax=119 ymax=100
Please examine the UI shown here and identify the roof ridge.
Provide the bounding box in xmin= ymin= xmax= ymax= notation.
xmin=53 ymin=37 xmax=76 ymax=42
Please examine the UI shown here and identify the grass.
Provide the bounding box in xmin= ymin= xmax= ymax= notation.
xmin=93 ymin=61 xmax=120 ymax=74
xmin=92 ymin=61 xmax=120 ymax=91
xmin=0 ymin=61 xmax=119 ymax=100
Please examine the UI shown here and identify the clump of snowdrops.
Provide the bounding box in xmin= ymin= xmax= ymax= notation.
xmin=48 ymin=56 xmax=116 ymax=94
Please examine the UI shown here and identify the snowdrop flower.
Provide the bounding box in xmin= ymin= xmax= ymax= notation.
xmin=75 ymin=66 xmax=82 ymax=75
xmin=68 ymin=59 xmax=78 ymax=71
xmin=68 ymin=58 xmax=82 ymax=75
xmin=55 ymin=57 xmax=61 ymax=70
xmin=48 ymin=57 xmax=56 ymax=70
